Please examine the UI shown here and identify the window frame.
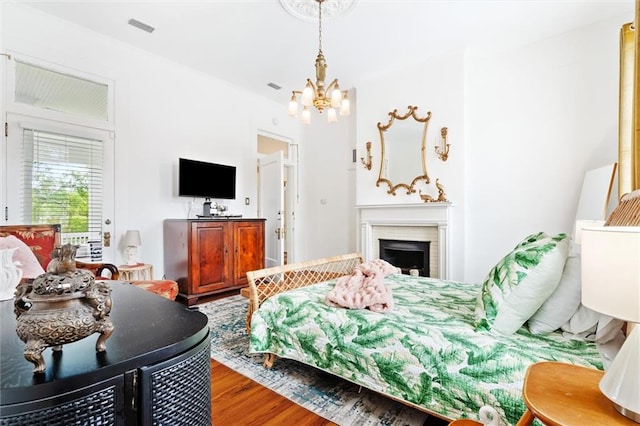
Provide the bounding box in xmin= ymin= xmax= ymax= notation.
xmin=3 ymin=53 xmax=116 ymax=261
xmin=5 ymin=52 xmax=115 ymax=131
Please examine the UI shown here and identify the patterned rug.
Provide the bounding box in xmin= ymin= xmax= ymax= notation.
xmin=199 ymin=295 xmax=444 ymax=426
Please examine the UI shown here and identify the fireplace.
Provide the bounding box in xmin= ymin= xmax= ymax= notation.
xmin=379 ymin=239 xmax=430 ymax=277
xmin=358 ymin=203 xmax=451 ymax=279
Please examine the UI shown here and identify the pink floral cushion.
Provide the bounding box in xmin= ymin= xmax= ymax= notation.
xmin=0 ymin=235 xmax=46 ymax=279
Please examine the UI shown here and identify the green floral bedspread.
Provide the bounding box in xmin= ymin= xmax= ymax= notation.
xmin=249 ymin=274 xmax=603 ymax=425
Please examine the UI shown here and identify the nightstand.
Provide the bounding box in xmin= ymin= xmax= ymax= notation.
xmin=118 ymin=263 xmax=153 ymax=281
xmin=517 ymin=361 xmax=637 ymax=426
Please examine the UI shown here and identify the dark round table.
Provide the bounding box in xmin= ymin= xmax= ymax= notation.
xmin=0 ymin=281 xmax=211 ymax=425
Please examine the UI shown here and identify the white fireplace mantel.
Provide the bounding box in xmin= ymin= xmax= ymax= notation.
xmin=357 ymin=203 xmax=452 ymax=279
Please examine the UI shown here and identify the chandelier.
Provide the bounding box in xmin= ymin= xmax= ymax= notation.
xmin=287 ymin=0 xmax=350 ymax=124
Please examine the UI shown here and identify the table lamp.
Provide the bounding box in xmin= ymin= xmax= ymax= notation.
xmin=123 ymin=230 xmax=142 ymax=266
xmin=581 ymin=226 xmax=640 ymax=423
xmin=574 ymin=219 xmax=605 ymax=245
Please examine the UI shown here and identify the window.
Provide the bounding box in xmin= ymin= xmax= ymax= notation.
xmin=19 ymin=128 xmax=104 ymax=260
xmin=14 ymin=60 xmax=109 ymax=122
xmin=4 ymin=56 xmax=114 ymax=261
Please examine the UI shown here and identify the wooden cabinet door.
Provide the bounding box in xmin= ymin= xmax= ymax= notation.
xmin=232 ymin=221 xmax=265 ymax=286
xmin=190 ymin=221 xmax=231 ymax=293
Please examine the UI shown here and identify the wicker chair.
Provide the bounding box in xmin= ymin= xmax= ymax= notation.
xmin=605 ymin=189 xmax=640 ymax=226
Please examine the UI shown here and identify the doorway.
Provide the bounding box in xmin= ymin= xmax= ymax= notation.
xmin=257 ymin=132 xmax=297 ymax=266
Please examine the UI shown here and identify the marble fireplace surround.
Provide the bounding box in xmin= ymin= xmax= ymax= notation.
xmin=357 ymin=203 xmax=451 ymax=279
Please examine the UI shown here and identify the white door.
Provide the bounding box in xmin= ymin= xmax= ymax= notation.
xmin=258 ymin=151 xmax=284 ymax=267
xmin=3 ymin=114 xmax=116 ymax=262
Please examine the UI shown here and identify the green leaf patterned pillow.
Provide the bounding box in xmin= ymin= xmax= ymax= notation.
xmin=474 ymin=232 xmax=571 ymax=334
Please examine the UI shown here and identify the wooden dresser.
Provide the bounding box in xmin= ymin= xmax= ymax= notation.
xmin=163 ymin=218 xmax=265 ymax=306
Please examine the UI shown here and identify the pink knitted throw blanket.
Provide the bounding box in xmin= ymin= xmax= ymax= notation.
xmin=324 ymin=259 xmax=400 ymax=313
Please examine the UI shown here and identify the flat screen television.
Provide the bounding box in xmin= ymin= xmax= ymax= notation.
xmin=178 ymin=158 xmax=236 ymax=200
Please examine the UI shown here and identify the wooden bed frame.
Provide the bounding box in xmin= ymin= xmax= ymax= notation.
xmin=244 ymin=252 xmax=363 ymax=351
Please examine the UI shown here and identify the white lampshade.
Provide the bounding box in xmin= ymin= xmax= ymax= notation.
xmin=301 ymin=107 xmax=311 ymax=125
xmin=581 ymin=226 xmax=640 ymax=323
xmin=288 ymin=97 xmax=298 ymax=117
xmin=327 ymin=108 xmax=337 ymax=123
xmin=574 ymin=219 xmax=605 ymax=245
xmin=339 ymin=96 xmax=350 ymax=116
xmin=330 ymin=86 xmax=342 ymax=108
xmin=123 ymin=230 xmax=142 ymax=247
xmin=301 ymin=82 xmax=313 ymax=107
xmin=581 ymin=226 xmax=640 ymax=422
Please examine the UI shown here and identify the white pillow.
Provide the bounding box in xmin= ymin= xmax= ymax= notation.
xmin=475 ymin=232 xmax=571 ymax=335
xmin=0 ymin=235 xmax=45 ymax=279
xmin=491 ymin=234 xmax=571 ymax=335
xmin=561 ymin=303 xmax=599 ymax=335
xmin=527 ymin=254 xmax=582 ymax=334
xmin=561 ymin=305 xmax=625 ymax=344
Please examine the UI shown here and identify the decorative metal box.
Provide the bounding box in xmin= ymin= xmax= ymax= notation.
xmin=13 ymin=244 xmax=113 ymax=373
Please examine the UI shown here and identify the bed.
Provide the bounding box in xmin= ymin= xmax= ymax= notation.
xmin=246 ymin=237 xmax=613 ymax=425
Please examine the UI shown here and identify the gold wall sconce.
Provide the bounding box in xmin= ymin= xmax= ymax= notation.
xmin=361 ymin=141 xmax=373 ymax=170
xmin=434 ymin=127 xmax=450 ymax=161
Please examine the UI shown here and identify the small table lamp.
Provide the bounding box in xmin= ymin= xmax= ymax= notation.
xmin=123 ymin=230 xmax=142 ymax=266
xmin=574 ymin=219 xmax=605 ymax=245
xmin=581 ymin=226 xmax=640 ymax=423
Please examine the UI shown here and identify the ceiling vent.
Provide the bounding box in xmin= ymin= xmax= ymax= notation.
xmin=128 ymin=18 xmax=155 ymax=33
xmin=267 ymin=82 xmax=282 ymax=90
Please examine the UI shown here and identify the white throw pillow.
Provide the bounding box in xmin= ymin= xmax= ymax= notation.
xmin=475 ymin=232 xmax=571 ymax=334
xmin=0 ymin=235 xmax=45 ymax=279
xmin=561 ymin=303 xmax=600 ymax=335
xmin=527 ymin=254 xmax=582 ymax=334
xmin=561 ymin=305 xmax=625 ymax=344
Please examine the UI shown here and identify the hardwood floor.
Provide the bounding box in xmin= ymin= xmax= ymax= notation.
xmin=210 ymin=359 xmax=450 ymax=426
xmin=211 ymin=359 xmax=336 ymax=425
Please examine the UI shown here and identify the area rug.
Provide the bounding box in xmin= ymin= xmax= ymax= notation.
xmin=199 ymin=295 xmax=443 ymax=426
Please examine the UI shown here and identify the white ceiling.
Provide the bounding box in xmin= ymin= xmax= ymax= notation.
xmin=16 ymin=0 xmax=635 ymax=105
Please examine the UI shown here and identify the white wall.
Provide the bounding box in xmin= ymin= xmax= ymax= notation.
xmin=354 ymin=14 xmax=629 ymax=283
xmin=465 ymin=16 xmax=624 ymax=281
xmin=1 ymin=3 xmax=306 ymax=278
xmin=1 ymin=4 xmax=631 ymax=284
xmin=295 ymin=97 xmax=357 ymax=262
xmin=356 ymin=50 xmax=467 ymax=280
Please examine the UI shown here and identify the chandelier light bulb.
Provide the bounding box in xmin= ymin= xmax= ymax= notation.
xmin=301 ymin=82 xmax=314 ymax=107
xmin=301 ymin=107 xmax=311 ymax=124
xmin=330 ymin=87 xmax=342 ymax=109
xmin=327 ymin=108 xmax=337 ymax=123
xmin=340 ymin=96 xmax=350 ymax=116
xmin=288 ymin=93 xmax=298 ymax=116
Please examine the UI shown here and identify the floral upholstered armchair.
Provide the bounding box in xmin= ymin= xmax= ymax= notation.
xmin=0 ymin=224 xmax=119 ymax=278
xmin=0 ymin=224 xmax=177 ymax=300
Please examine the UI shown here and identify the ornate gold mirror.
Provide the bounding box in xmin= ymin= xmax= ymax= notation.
xmin=376 ymin=106 xmax=431 ymax=195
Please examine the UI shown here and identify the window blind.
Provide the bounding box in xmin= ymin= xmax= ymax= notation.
xmin=21 ymin=128 xmax=104 ymax=250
